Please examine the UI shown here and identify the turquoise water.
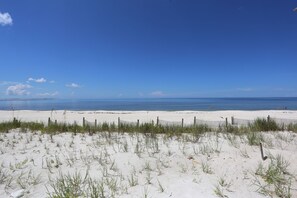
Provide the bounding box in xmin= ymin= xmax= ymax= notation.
xmin=0 ymin=98 xmax=296 ymax=111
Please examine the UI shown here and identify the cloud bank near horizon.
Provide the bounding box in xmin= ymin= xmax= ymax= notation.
xmin=6 ymin=84 xmax=31 ymax=96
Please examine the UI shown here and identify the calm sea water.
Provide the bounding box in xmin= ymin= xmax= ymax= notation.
xmin=0 ymin=98 xmax=296 ymax=111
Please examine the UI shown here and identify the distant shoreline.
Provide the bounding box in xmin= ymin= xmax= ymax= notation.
xmin=1 ymin=110 xmax=296 ymax=126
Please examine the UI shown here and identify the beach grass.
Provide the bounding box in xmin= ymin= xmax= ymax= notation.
xmin=0 ymin=118 xmax=296 ymax=135
xmin=253 ymin=154 xmax=294 ymax=198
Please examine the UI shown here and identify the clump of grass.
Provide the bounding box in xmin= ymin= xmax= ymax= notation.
xmin=47 ymin=171 xmax=89 ymax=198
xmin=253 ymin=154 xmax=293 ymax=198
xmin=0 ymin=118 xmax=21 ymax=132
xmin=88 ymin=178 xmax=105 ymax=198
xmin=201 ymin=161 xmax=213 ymax=174
xmin=21 ymin=122 xmax=44 ymax=132
xmin=0 ymin=168 xmax=9 ymax=184
xmin=218 ymin=177 xmax=232 ymax=188
xmin=127 ymin=172 xmax=138 ymax=187
xmin=214 ymin=185 xmax=225 ymax=198
xmin=287 ymin=123 xmax=297 ymax=132
xmin=144 ymin=161 xmax=152 ymax=171
xmin=48 ymin=171 xmax=114 ymax=198
xmin=199 ymin=144 xmax=215 ymax=156
xmin=225 ymin=133 xmax=239 ymax=148
xmin=218 ymin=124 xmax=241 ymax=134
xmin=247 ymin=132 xmax=263 ymax=146
xmin=249 ymin=118 xmax=279 ymax=132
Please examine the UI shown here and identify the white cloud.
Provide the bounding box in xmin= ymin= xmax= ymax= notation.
xmin=66 ymin=83 xmax=80 ymax=88
xmin=35 ymin=78 xmax=46 ymax=83
xmin=28 ymin=77 xmax=47 ymax=83
xmin=151 ymin=91 xmax=165 ymax=97
xmin=37 ymin=92 xmax=58 ymax=97
xmin=49 ymin=80 xmax=55 ymax=83
xmin=0 ymin=12 xmax=13 ymax=26
xmin=6 ymin=84 xmax=32 ymax=96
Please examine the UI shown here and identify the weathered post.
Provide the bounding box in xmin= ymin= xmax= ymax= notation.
xmin=231 ymin=116 xmax=234 ymax=125
xmin=267 ymin=115 xmax=270 ymax=122
xmin=225 ymin=118 xmax=228 ymax=127
xmin=182 ymin=118 xmax=184 ymax=128
xmin=95 ymin=119 xmax=97 ymax=128
xmin=260 ymin=143 xmax=268 ymax=161
xmin=55 ymin=120 xmax=57 ymax=125
xmin=157 ymin=116 xmax=159 ymax=126
xmin=48 ymin=117 xmax=51 ymax=126
xmin=83 ymin=117 xmax=85 ymax=127
xmin=194 ymin=116 xmax=196 ymax=126
xmin=137 ymin=119 xmax=139 ymax=127
xmin=118 ymin=117 xmax=120 ymax=127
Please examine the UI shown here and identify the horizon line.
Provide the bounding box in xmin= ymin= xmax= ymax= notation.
xmin=1 ymin=96 xmax=297 ymax=101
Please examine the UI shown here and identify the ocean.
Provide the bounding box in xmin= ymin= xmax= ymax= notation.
xmin=0 ymin=98 xmax=296 ymax=111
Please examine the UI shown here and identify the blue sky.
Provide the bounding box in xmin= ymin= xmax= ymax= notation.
xmin=0 ymin=0 xmax=297 ymax=99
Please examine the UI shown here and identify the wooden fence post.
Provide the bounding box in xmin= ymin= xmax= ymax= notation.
xmin=260 ymin=143 xmax=268 ymax=161
xmin=182 ymin=118 xmax=184 ymax=128
xmin=95 ymin=119 xmax=97 ymax=128
xmin=137 ymin=119 xmax=139 ymax=127
xmin=118 ymin=117 xmax=120 ymax=127
xmin=231 ymin=116 xmax=234 ymax=125
xmin=55 ymin=120 xmax=57 ymax=125
xmin=225 ymin=118 xmax=228 ymax=127
xmin=194 ymin=116 xmax=196 ymax=126
xmin=267 ymin=115 xmax=270 ymax=122
xmin=83 ymin=117 xmax=85 ymax=127
xmin=157 ymin=116 xmax=159 ymax=126
xmin=48 ymin=117 xmax=51 ymax=126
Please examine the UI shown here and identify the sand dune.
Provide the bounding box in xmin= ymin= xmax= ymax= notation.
xmin=0 ymin=111 xmax=296 ymax=197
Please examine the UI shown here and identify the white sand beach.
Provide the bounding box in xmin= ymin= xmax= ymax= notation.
xmin=1 ymin=110 xmax=297 ymax=125
xmin=0 ymin=110 xmax=296 ymax=198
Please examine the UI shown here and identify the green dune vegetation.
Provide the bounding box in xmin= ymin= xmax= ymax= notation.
xmin=1 ymin=118 xmax=296 ymax=136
